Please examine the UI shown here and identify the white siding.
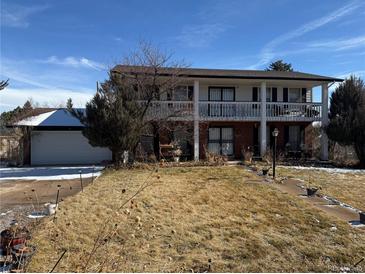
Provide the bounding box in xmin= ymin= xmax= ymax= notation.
xmin=194 ymin=83 xmax=310 ymax=102
xmin=31 ymin=131 xmax=112 ymax=165
xmin=277 ymin=87 xmax=283 ymax=102
xmin=236 ymin=86 xmax=252 ymax=101
xmin=199 ymin=84 xmax=209 ymax=100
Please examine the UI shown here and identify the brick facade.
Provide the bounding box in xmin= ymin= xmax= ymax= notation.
xmin=158 ymin=121 xmax=312 ymax=160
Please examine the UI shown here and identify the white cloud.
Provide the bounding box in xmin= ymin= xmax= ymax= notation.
xmin=249 ymin=1 xmax=363 ymax=68
xmin=1 ymin=3 xmax=49 ymax=28
xmin=307 ymin=35 xmax=365 ymax=51
xmin=1 ymin=63 xmax=56 ymax=89
xmin=0 ymin=58 xmax=100 ymax=112
xmin=334 ymin=70 xmax=365 ymax=79
xmin=0 ymin=88 xmax=94 ymax=112
xmin=327 ymin=70 xmax=365 ymax=93
xmin=42 ymin=56 xmax=106 ymax=71
xmin=176 ymin=23 xmax=227 ymax=47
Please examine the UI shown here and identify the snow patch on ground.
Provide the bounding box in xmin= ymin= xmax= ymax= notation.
xmin=278 ymin=165 xmax=365 ymax=174
xmin=0 ymin=166 xmax=104 ymax=181
xmin=349 ymin=220 xmax=365 ymax=228
xmin=27 ymin=212 xmax=47 ymax=219
xmin=321 ymin=195 xmax=361 ymax=213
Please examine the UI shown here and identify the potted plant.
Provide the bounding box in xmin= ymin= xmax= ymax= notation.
xmin=262 ymin=167 xmax=271 ymax=176
xmin=305 ymin=175 xmax=321 ymax=196
xmin=173 ymin=146 xmax=182 ymax=162
xmin=306 ymin=187 xmax=318 ymax=196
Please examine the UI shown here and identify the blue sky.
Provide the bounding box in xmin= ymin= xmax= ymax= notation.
xmin=1 ymin=0 xmax=365 ymax=112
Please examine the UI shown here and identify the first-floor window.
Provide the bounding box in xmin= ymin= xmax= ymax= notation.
xmin=288 ymin=126 xmax=304 ymax=150
xmin=208 ymin=127 xmax=234 ymax=156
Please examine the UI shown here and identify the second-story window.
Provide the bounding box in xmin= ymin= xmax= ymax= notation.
xmin=208 ymin=87 xmax=235 ymax=117
xmin=208 ymin=87 xmax=235 ymax=101
xmin=289 ymin=88 xmax=301 ymax=103
xmin=254 ymin=87 xmax=277 ymax=102
xmin=166 ymin=85 xmax=193 ymax=101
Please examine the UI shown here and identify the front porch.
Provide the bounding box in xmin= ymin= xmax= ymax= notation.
xmin=150 ymin=121 xmax=314 ymax=161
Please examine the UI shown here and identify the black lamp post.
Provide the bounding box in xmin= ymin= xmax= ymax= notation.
xmin=272 ymin=128 xmax=279 ymax=179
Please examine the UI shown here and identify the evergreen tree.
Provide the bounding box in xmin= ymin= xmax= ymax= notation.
xmin=70 ymin=75 xmax=149 ymax=164
xmin=0 ymin=100 xmax=33 ymax=127
xmin=326 ymin=75 xmax=365 ymax=167
xmin=66 ymin=98 xmax=73 ymax=109
xmin=266 ymin=60 xmax=293 ymax=71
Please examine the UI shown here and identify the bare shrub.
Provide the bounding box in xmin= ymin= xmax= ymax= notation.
xmin=204 ymin=146 xmax=227 ymax=165
xmin=241 ymin=146 xmax=253 ymax=164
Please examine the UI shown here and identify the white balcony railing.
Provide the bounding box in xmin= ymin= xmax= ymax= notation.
xmin=199 ymin=101 xmax=261 ymax=121
xmin=266 ymin=102 xmax=322 ymax=121
xmin=141 ymin=101 xmax=193 ymax=120
xmin=141 ymin=101 xmax=322 ymax=121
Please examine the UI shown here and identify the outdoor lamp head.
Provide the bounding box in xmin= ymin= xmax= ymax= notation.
xmin=272 ymin=128 xmax=279 ymax=137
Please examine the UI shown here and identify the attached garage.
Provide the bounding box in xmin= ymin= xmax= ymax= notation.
xmin=15 ymin=109 xmax=112 ymax=165
xmin=31 ymin=130 xmax=111 ymax=165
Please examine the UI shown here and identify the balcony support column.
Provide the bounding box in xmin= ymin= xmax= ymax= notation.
xmin=260 ymin=82 xmax=267 ymax=157
xmin=193 ymin=80 xmax=200 ymax=161
xmin=320 ymin=83 xmax=329 ymax=160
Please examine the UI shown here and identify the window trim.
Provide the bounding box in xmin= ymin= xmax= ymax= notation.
xmin=288 ymin=88 xmax=302 ymax=103
xmin=166 ymin=85 xmax=194 ymax=101
xmin=208 ymin=86 xmax=236 ymax=101
xmin=207 ymin=126 xmax=235 ymax=156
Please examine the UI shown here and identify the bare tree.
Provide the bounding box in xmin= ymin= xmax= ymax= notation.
xmin=0 ymin=79 xmax=9 ymax=90
xmin=70 ymin=42 xmax=189 ymax=165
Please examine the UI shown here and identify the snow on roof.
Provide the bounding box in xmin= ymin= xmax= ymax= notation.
xmin=15 ymin=109 xmax=84 ymax=127
xmin=15 ymin=110 xmax=57 ymax=126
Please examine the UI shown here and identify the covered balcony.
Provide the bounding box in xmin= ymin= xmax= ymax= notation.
xmin=142 ymin=101 xmax=322 ymax=122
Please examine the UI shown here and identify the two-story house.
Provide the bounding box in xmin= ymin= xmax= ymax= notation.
xmin=13 ymin=66 xmax=342 ymax=165
xmin=113 ymin=65 xmax=343 ymax=161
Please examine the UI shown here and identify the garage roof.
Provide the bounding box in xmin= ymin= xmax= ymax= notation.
xmin=15 ymin=109 xmax=84 ymax=127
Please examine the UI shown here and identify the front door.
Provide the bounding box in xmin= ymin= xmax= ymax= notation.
xmin=208 ymin=127 xmax=234 ymax=156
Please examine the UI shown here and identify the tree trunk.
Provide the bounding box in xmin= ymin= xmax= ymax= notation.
xmin=152 ymin=123 xmax=160 ymax=161
xmin=354 ymin=141 xmax=365 ymax=168
xmin=112 ymin=149 xmax=123 ymax=166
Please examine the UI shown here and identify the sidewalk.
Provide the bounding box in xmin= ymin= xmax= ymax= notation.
xmin=271 ymin=178 xmax=363 ymax=227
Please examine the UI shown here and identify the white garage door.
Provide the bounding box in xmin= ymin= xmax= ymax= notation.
xmin=31 ymin=131 xmax=112 ymax=165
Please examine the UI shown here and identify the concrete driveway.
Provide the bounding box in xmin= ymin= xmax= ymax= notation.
xmin=0 ymin=166 xmax=104 ymax=230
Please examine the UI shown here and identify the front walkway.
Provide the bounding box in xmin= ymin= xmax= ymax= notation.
xmin=271 ymin=178 xmax=363 ymax=227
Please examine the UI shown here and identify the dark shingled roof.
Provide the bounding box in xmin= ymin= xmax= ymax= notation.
xmin=112 ymin=65 xmax=343 ymax=82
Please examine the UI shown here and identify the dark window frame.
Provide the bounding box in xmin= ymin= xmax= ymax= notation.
xmin=208 ymin=86 xmax=236 ymax=117
xmin=208 ymin=86 xmax=236 ymax=101
xmin=207 ymin=126 xmax=235 ymax=156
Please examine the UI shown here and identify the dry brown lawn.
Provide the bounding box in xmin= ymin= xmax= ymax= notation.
xmin=277 ymin=167 xmax=365 ymax=210
xmin=27 ymin=166 xmax=365 ymax=272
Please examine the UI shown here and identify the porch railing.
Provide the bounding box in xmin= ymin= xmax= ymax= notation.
xmin=140 ymin=101 xmax=322 ymax=121
xmin=266 ymin=102 xmax=322 ymax=121
xmin=199 ymin=102 xmax=261 ymax=120
xmin=140 ymin=101 xmax=193 ymax=120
